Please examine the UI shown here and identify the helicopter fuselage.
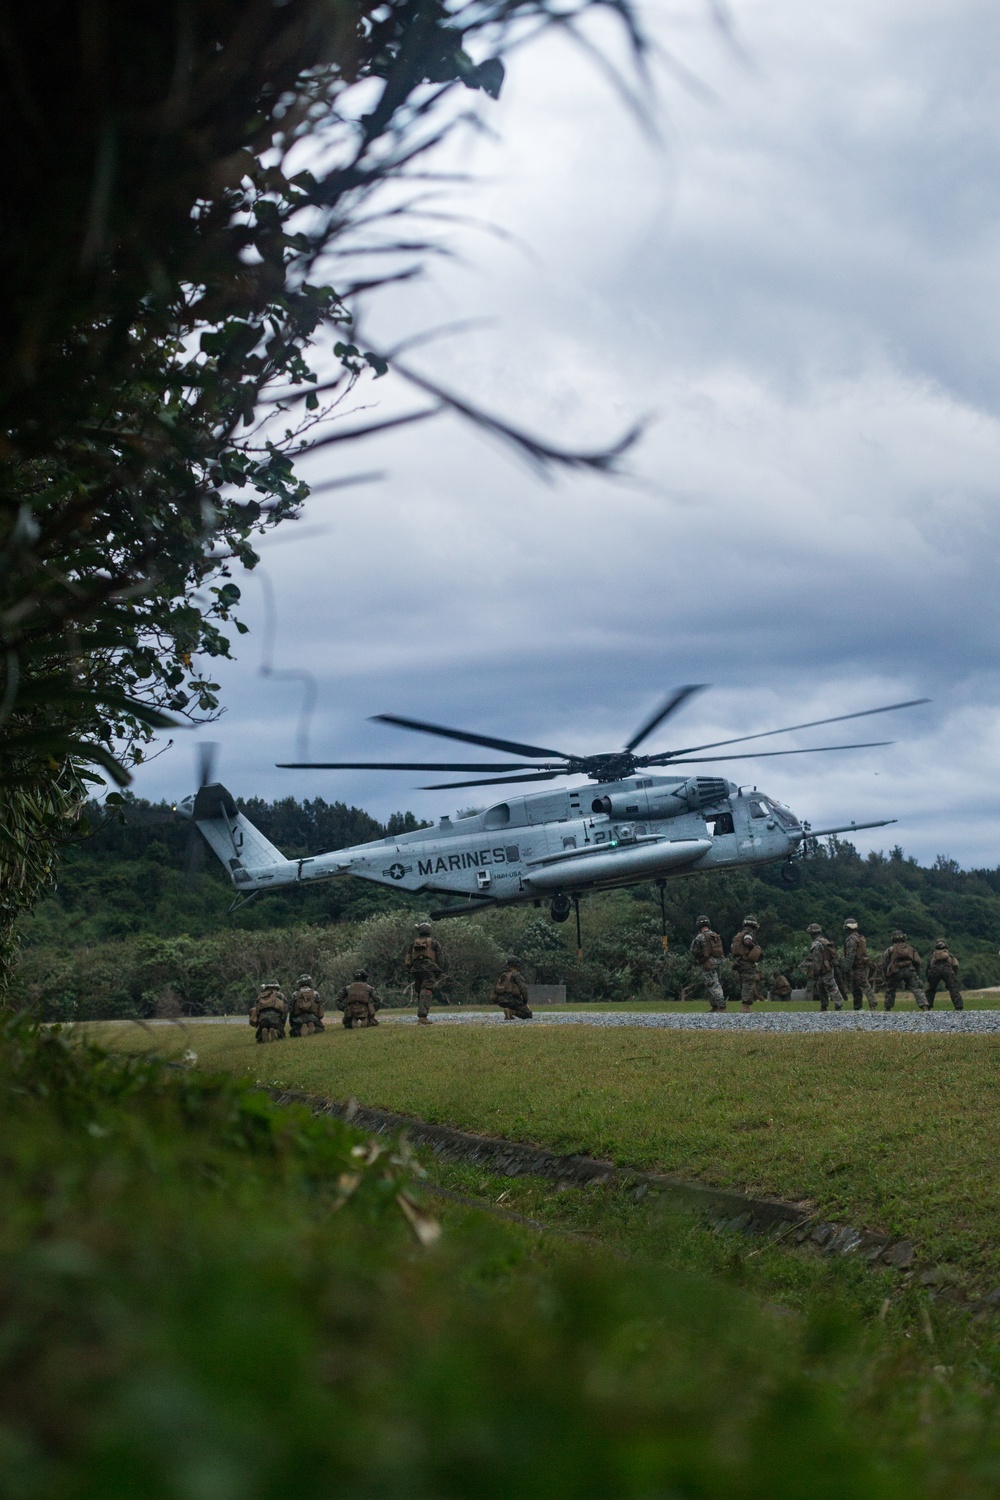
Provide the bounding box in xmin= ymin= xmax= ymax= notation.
xmin=181 ymin=772 xmax=808 ymax=912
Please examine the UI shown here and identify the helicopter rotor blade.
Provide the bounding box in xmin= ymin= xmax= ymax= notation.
xmin=371 ymin=713 xmax=569 ymax=761
xmin=419 ymin=771 xmax=562 ymax=790
xmin=655 ymin=740 xmax=894 ymax=765
xmin=276 ymin=760 xmax=554 ymax=772
xmin=646 ymin=698 xmax=929 ymax=762
xmin=625 ymin=685 xmax=706 ymax=753
xmin=186 ymin=741 xmax=220 ymax=882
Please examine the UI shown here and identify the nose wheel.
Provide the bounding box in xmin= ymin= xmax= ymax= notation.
xmin=780 ymin=860 xmax=802 ymax=887
xmin=550 ymin=893 xmax=572 ymax=923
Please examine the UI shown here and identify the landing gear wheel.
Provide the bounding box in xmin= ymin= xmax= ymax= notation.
xmin=550 ymin=893 xmax=572 ymax=923
xmin=780 ymin=861 xmax=802 ymax=887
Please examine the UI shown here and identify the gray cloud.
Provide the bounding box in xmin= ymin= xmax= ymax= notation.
xmin=133 ymin=0 xmax=1000 ymax=867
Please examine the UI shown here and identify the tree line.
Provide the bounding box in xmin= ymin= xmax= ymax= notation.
xmin=12 ymin=800 xmax=1000 ymax=1017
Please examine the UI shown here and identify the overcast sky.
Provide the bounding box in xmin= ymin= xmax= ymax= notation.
xmin=134 ymin=0 xmax=1000 ymax=867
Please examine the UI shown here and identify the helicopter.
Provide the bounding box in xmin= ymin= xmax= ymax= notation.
xmin=178 ymin=686 xmax=928 ymax=933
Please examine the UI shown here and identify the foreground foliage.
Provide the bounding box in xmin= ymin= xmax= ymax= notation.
xmin=4 ymin=1015 xmax=1000 ymax=1497
xmin=0 ymin=0 xmax=635 ymax=970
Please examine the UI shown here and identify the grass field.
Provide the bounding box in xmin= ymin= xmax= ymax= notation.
xmin=93 ymin=1016 xmax=1000 ymax=1285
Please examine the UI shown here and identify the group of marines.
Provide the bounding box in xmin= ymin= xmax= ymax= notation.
xmin=690 ymin=916 xmax=964 ymax=1013
xmin=248 ymin=922 xmax=532 ymax=1042
xmin=248 ymin=970 xmax=384 ymax=1042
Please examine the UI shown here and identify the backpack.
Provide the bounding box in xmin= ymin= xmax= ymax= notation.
xmin=886 ymin=942 xmax=915 ymax=975
xmin=847 ymin=932 xmax=867 ymax=962
xmin=696 ymin=930 xmax=724 ymax=961
xmin=496 ymin=970 xmax=523 ymax=996
xmin=411 ymin=936 xmax=437 ymax=962
xmin=345 ymin=981 xmax=372 ymax=1009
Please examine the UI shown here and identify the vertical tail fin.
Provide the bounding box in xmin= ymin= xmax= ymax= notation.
xmin=180 ymin=784 xmax=288 ymax=882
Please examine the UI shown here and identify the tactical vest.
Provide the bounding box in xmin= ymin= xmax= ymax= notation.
xmin=731 ymin=932 xmax=761 ymax=965
xmin=846 ymin=932 xmax=867 ymax=962
xmin=886 ymin=942 xmax=917 ymax=976
xmin=803 ymin=942 xmax=839 ymax=978
xmin=411 ymin=936 xmax=437 ymax=962
xmin=695 ymin=931 xmax=724 ymax=961
xmin=345 ymin=982 xmax=372 ymax=1007
xmin=294 ymin=987 xmax=320 ymax=1013
xmin=929 ymin=948 xmax=955 ymax=970
xmin=495 ymin=970 xmax=523 ymax=996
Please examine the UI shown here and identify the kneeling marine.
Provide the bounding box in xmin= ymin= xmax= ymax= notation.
xmin=337 ymin=969 xmax=383 ymax=1029
xmin=289 ymin=974 xmax=325 ymax=1037
xmin=493 ymin=956 xmax=533 ymax=1020
xmin=249 ymin=981 xmax=287 ymax=1043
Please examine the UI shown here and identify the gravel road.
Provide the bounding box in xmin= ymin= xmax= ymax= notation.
xmin=388 ymin=1009 xmax=1000 ymax=1033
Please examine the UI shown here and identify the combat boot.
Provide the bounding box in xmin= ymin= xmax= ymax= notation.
xmin=417 ymin=1015 xmax=432 ymax=1025
xmin=954 ymin=999 xmax=964 ymax=1010
xmin=502 ymin=1008 xmax=513 ymax=1020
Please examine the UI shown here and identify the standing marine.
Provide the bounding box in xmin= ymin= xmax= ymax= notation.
xmin=249 ymin=981 xmax=287 ymax=1043
xmin=289 ymin=974 xmax=325 ymax=1037
xmin=925 ymin=939 xmax=963 ymax=1010
xmin=492 ymin=956 xmax=533 ymax=1020
xmin=842 ymin=919 xmax=877 ymax=1011
xmin=729 ymin=915 xmax=763 ymax=1013
xmin=336 ymin=969 xmax=382 ymax=1029
xmin=881 ymin=931 xmax=928 ymax=1011
xmin=804 ymin=924 xmax=845 ymax=1011
xmin=404 ymin=921 xmax=447 ymax=1025
xmin=690 ymin=915 xmax=726 ymax=1011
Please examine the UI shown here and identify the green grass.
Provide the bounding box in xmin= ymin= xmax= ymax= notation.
xmin=94 ymin=1017 xmax=1000 ymax=1284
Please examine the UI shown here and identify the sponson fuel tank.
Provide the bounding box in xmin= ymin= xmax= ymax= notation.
xmin=522 ymin=837 xmax=711 ymax=891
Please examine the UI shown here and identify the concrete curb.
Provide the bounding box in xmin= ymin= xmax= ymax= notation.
xmin=267 ymin=1087 xmax=916 ymax=1272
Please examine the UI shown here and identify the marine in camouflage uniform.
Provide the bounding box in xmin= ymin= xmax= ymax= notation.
xmin=249 ymin=981 xmax=287 ymax=1043
xmin=493 ymin=956 xmax=533 ymax=1020
xmin=881 ymin=931 xmax=927 ymax=1011
xmin=289 ymin=974 xmax=325 ymax=1037
xmin=404 ymin=922 xmax=447 ymax=1024
xmin=925 ymin=939 xmax=963 ymax=1011
xmin=336 ymin=969 xmax=382 ymax=1029
xmin=690 ymin=916 xmax=726 ymax=1011
xmin=843 ymin=919 xmax=877 ymax=1011
xmin=769 ymin=973 xmax=792 ymax=1001
xmin=729 ymin=915 xmax=763 ymax=1013
xmin=804 ymin=924 xmax=844 ymax=1010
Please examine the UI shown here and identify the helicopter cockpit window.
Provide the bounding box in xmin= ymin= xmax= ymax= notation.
xmin=709 ymin=813 xmax=735 ymax=836
xmin=748 ymin=797 xmax=768 ymax=820
xmin=765 ymin=799 xmax=800 ymax=830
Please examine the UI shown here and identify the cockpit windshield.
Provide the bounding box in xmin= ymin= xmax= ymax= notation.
xmin=764 ymin=798 xmax=801 ymax=830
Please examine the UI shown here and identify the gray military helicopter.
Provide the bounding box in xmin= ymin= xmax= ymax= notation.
xmin=178 ymin=687 xmax=926 ymax=934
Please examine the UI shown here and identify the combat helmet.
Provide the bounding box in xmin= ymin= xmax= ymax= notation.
xmin=844 ymin=918 xmax=858 ymax=929
xmin=742 ymin=914 xmax=759 ymax=928
xmin=298 ymin=973 xmax=313 ymax=985
xmin=891 ymin=930 xmax=906 ymax=942
xmin=416 ymin=922 xmax=432 ymax=935
xmin=353 ymin=968 xmax=369 ymax=981
xmin=506 ymin=955 xmax=521 ymax=968
xmin=695 ymin=914 xmax=712 ymax=928
xmin=934 ymin=938 xmax=948 ymax=949
xmin=806 ymin=923 xmax=823 ymax=935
